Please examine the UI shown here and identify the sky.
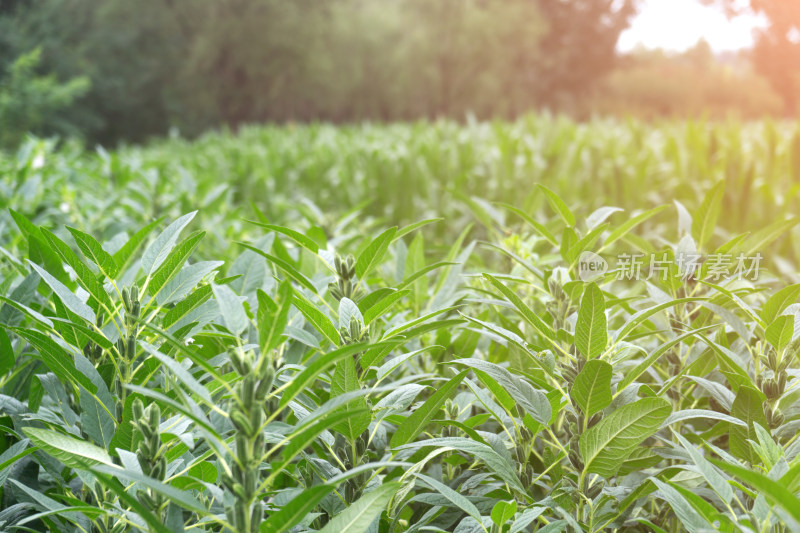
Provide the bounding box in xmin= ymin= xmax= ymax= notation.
xmin=618 ymin=0 xmax=767 ymax=53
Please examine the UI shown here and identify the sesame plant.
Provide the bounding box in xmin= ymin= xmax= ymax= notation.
xmin=1 ymin=123 xmax=800 ymax=533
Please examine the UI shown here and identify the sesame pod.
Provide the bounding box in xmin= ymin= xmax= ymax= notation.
xmin=130 ymin=285 xmax=139 ymax=304
xmin=245 ymin=468 xmax=257 ymax=494
xmin=350 ymin=316 xmax=360 ymax=340
xmin=116 ymin=338 xmax=126 ymax=359
xmin=132 ymin=399 xmax=145 ymax=421
xmin=249 ymin=408 xmax=263 ymax=434
xmin=768 ymin=350 xmax=777 ymax=370
xmin=231 ymin=410 xmax=253 ymax=435
xmin=138 ymin=492 xmax=156 ymax=510
xmin=221 ymin=473 xmax=236 ymax=491
xmin=251 ymin=505 xmax=263 ymax=532
xmin=127 ymin=335 xmax=137 ymax=361
xmin=122 ymin=288 xmax=131 ymax=312
xmin=254 ymin=432 xmax=265 ymax=454
xmin=148 ymin=404 xmax=161 ymax=429
xmin=334 ymin=255 xmax=343 ymax=275
xmin=241 ymin=374 xmax=256 ymax=408
xmin=139 ymin=423 xmax=154 ymax=441
xmin=757 ymin=374 xmax=764 ymax=388
xmin=778 ymin=371 xmax=787 ymax=393
xmin=149 ymin=434 xmax=160 ymax=457
xmin=233 ymin=482 xmax=248 ymax=501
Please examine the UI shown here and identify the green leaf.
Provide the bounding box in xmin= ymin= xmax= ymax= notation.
xmin=672 ymin=432 xmax=733 ymax=504
xmin=491 ymin=500 xmax=518 ymax=528
xmin=761 ymin=283 xmax=800 ymax=324
xmin=23 ymin=427 xmax=113 ymax=468
xmin=141 ymin=211 xmax=196 ymax=275
xmin=416 ymin=473 xmax=482 ymax=522
xmin=730 ymin=386 xmax=768 ymax=463
xmin=238 ymin=242 xmax=318 ymax=294
xmin=570 ymin=359 xmax=612 ymax=417
xmin=356 ymin=227 xmax=397 ymax=279
xmin=691 ymin=181 xmax=724 ymax=248
xmin=148 ymin=231 xmax=204 ymax=299
xmin=538 ymin=184 xmax=575 ymax=227
xmin=482 ymin=274 xmax=556 ymax=342
xmin=580 ymin=397 xmax=671 ymax=478
xmin=257 ymin=283 xmax=291 ymax=354
xmin=0 ymin=329 xmax=13 ymax=374
xmin=66 ymin=226 xmax=118 ymax=279
xmin=112 ymin=217 xmax=164 ymax=274
xmin=317 ymin=482 xmax=400 ymax=533
xmin=363 ymin=289 xmax=410 ymax=325
xmin=27 ymin=260 xmax=95 ymax=324
xmin=650 ymin=478 xmax=715 ymax=532
xmin=452 ymin=358 xmax=551 ymax=425
xmin=12 ymin=328 xmax=96 ymax=394
xmin=603 ymin=205 xmax=668 ymax=250
xmin=292 ymin=293 xmax=340 ymax=346
xmin=397 ymin=437 xmax=524 ymax=492
xmin=248 ymin=222 xmax=320 ymax=254
xmin=278 ymin=343 xmax=372 ymax=408
xmin=765 ymin=314 xmax=794 ymax=351
xmin=393 ymin=218 xmax=442 ymax=242
xmin=496 ymin=202 xmax=557 ymax=246
xmin=711 ymin=458 xmax=800 ymax=525
xmin=390 ymin=370 xmax=468 ymax=447
xmin=212 ymin=283 xmax=248 ymax=335
xmin=338 ymin=297 xmax=363 ymax=332
xmin=260 ymin=485 xmax=334 ymax=533
xmin=575 ymin=283 xmax=606 ymax=359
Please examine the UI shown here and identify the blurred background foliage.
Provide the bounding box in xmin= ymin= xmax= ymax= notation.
xmin=0 ymin=0 xmax=798 ymax=148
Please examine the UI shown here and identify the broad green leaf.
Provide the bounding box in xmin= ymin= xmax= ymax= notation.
xmin=416 ymin=473 xmax=482 ymax=522
xmin=212 ymin=283 xmax=248 ymax=335
xmin=248 ymin=222 xmax=319 ymax=254
xmin=691 ymin=182 xmax=724 ymax=248
xmin=580 ymin=397 xmax=671 ymax=478
xmin=538 ymin=184 xmax=575 ymax=227
xmin=112 ymin=217 xmax=164 ymax=273
xmin=390 ymin=370 xmax=468 ymax=447
xmin=12 ymin=328 xmax=96 ymax=393
xmin=318 ymin=482 xmax=401 ymax=533
xmin=363 ymin=289 xmax=410 ymax=325
xmin=730 ymin=386 xmax=768 ymax=463
xmin=602 ymin=205 xmax=668 ymax=250
xmin=356 ymin=227 xmax=397 ymax=279
xmin=338 ymin=297 xmax=363 ymax=332
xmin=575 ymin=283 xmax=606 ymax=359
xmin=141 ymin=211 xmax=196 ymax=275
xmin=397 ymin=437 xmax=525 ymax=492
xmin=293 ymin=293 xmax=340 ymax=346
xmin=570 ymin=359 xmax=612 ymax=417
xmin=452 ymin=358 xmax=551 ymax=425
xmin=711 ymin=458 xmax=800 ymax=525
xmin=24 ymin=427 xmax=113 ymax=468
xmin=491 ymin=500 xmax=518 ymax=528
xmin=765 ymin=314 xmax=794 ymax=351
xmin=148 ymin=231 xmax=204 ymax=299
xmin=650 ymin=478 xmax=714 ymax=532
xmin=238 ymin=242 xmax=318 ymax=294
xmin=66 ymin=226 xmax=118 ymax=279
xmin=483 ymin=274 xmax=556 ymax=342
xmin=278 ymin=343 xmax=371 ymax=408
xmin=260 ymin=485 xmax=334 ymax=533
xmin=27 ymin=260 xmax=95 ymax=324
xmin=761 ymin=283 xmax=800 ymax=324
xmin=257 ymin=283 xmax=291 ymax=354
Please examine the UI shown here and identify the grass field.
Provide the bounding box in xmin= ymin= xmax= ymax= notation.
xmin=2 ymin=117 xmax=800 ymax=532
